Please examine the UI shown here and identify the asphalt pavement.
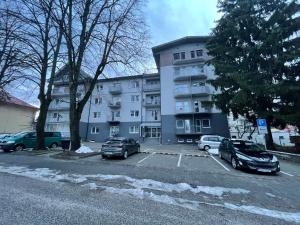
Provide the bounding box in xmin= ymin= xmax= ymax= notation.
xmin=0 ymin=148 xmax=300 ymax=225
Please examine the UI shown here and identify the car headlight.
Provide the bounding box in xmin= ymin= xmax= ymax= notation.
xmin=236 ymin=153 xmax=252 ymax=161
xmin=271 ymin=156 xmax=278 ymax=162
xmin=6 ymin=141 xmax=15 ymax=144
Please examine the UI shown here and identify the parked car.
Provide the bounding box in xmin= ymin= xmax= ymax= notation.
xmin=218 ymin=139 xmax=280 ymax=174
xmin=0 ymin=131 xmax=62 ymax=152
xmin=101 ymin=137 xmax=140 ymax=159
xmin=0 ymin=134 xmax=11 ymax=140
xmin=198 ymin=135 xmax=224 ymax=150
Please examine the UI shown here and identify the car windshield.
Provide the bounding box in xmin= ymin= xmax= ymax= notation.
xmin=233 ymin=142 xmax=264 ymax=152
xmin=13 ymin=132 xmax=28 ymax=138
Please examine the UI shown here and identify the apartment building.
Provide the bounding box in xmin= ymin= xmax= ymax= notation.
xmin=46 ymin=36 xmax=229 ymax=144
xmin=152 ymin=36 xmax=229 ymax=144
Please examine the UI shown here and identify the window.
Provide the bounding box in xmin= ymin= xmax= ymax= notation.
xmin=202 ymin=119 xmax=211 ymax=128
xmin=93 ymin=112 xmax=101 ymax=118
xmin=196 ymin=49 xmax=203 ymax=57
xmin=94 ymin=97 xmax=102 ymax=104
xmin=55 ymin=99 xmax=60 ymax=105
xmin=191 ymin=51 xmax=195 ymax=58
xmin=173 ymin=53 xmax=180 ymax=60
xmin=53 ymin=113 xmax=58 ymax=118
xmin=131 ymin=95 xmax=139 ymax=102
xmin=96 ymin=84 xmax=103 ymax=91
xmin=129 ymin=125 xmax=139 ymax=134
xmin=132 ymin=81 xmax=139 ymax=88
xmin=176 ymin=120 xmax=184 ymax=129
xmin=91 ymin=127 xmax=100 ymax=134
xmin=192 ymin=81 xmax=205 ymax=87
xmin=130 ymin=110 xmax=139 ymax=117
xmin=180 ymin=52 xmax=185 ymax=60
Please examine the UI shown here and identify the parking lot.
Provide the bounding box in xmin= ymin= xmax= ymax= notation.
xmin=82 ymin=143 xmax=300 ymax=180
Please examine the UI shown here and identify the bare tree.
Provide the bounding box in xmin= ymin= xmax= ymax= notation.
xmin=7 ymin=0 xmax=68 ymax=149
xmin=63 ymin=0 xmax=148 ymax=150
xmin=0 ymin=5 xmax=27 ymax=97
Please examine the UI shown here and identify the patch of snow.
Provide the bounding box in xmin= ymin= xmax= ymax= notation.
xmin=97 ymin=174 xmax=249 ymax=197
xmin=266 ymin=192 xmax=276 ymax=198
xmin=0 ymin=164 xmax=299 ymax=223
xmin=223 ymin=203 xmax=300 ymax=224
xmin=75 ymin=145 xmax=94 ymax=154
xmin=208 ymin=148 xmax=219 ymax=155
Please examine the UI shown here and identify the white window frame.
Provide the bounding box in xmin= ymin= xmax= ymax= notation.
xmin=196 ymin=49 xmax=203 ymax=57
xmin=53 ymin=113 xmax=58 ymax=118
xmin=173 ymin=53 xmax=180 ymax=60
xmin=176 ymin=120 xmax=184 ymax=129
xmin=93 ymin=112 xmax=101 ymax=118
xmin=202 ymin=119 xmax=211 ymax=128
xmin=94 ymin=97 xmax=101 ymax=104
xmin=91 ymin=127 xmax=100 ymax=134
xmin=129 ymin=125 xmax=139 ymax=134
xmin=132 ymin=81 xmax=139 ymax=88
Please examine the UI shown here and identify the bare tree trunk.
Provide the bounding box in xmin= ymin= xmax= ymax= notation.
xmin=69 ymin=102 xmax=81 ymax=151
xmin=36 ymin=99 xmax=51 ymax=149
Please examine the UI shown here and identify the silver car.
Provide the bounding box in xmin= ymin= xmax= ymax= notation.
xmin=198 ymin=135 xmax=224 ymax=151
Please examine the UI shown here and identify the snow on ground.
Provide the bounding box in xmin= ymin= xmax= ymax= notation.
xmin=266 ymin=192 xmax=276 ymax=198
xmin=75 ymin=145 xmax=94 ymax=153
xmin=0 ymin=164 xmax=300 ymax=223
xmin=208 ymin=148 xmax=219 ymax=155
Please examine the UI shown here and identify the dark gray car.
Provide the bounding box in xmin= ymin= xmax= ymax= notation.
xmin=101 ymin=137 xmax=140 ymax=159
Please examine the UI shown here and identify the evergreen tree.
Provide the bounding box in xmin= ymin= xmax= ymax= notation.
xmin=207 ymin=0 xmax=300 ymax=149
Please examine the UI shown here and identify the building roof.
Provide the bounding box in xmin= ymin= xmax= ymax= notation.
xmin=152 ymin=36 xmax=211 ymax=53
xmin=0 ymin=91 xmax=38 ymax=111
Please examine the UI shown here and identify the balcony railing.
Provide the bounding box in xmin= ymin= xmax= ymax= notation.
xmin=108 ymin=101 xmax=121 ymax=108
xmin=174 ymin=86 xmax=210 ymax=98
xmin=144 ymin=101 xmax=161 ymax=107
xmin=109 ymin=85 xmax=122 ymax=94
xmin=143 ymin=84 xmax=160 ymax=92
xmin=52 ymin=89 xmax=69 ymax=96
xmin=48 ymin=104 xmax=69 ymax=111
xmin=176 ymin=125 xmax=202 ymax=135
xmin=174 ymin=65 xmax=207 ymax=80
xmin=175 ymin=107 xmax=212 ymax=114
xmin=107 ymin=115 xmax=121 ymax=122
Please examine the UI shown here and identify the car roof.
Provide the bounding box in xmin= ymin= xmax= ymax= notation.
xmin=108 ymin=137 xmax=126 ymax=141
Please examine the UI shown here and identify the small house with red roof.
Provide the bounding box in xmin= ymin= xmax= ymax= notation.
xmin=0 ymin=91 xmax=38 ymax=133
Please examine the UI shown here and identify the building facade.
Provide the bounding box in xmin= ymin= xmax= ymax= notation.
xmin=46 ymin=36 xmax=230 ymax=144
xmin=0 ymin=91 xmax=38 ymax=133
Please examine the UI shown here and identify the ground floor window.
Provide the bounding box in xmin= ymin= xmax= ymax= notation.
xmin=144 ymin=127 xmax=161 ymax=138
xmin=129 ymin=125 xmax=139 ymax=134
xmin=91 ymin=127 xmax=100 ymax=134
xmin=202 ymin=119 xmax=211 ymax=128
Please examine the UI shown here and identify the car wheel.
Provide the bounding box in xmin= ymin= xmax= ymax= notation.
xmin=50 ymin=143 xmax=58 ymax=149
xmin=204 ymin=145 xmax=210 ymax=151
xmin=123 ymin=150 xmax=128 ymax=159
xmin=102 ymin=155 xmax=107 ymax=159
xmin=218 ymin=151 xmax=223 ymax=159
xmin=231 ymin=157 xmax=238 ymax=169
xmin=15 ymin=145 xmax=24 ymax=151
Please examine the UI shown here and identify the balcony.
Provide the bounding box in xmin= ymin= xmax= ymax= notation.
xmin=143 ymin=84 xmax=160 ymax=92
xmin=176 ymin=125 xmax=202 ymax=135
xmin=51 ymin=89 xmax=69 ymax=96
xmin=174 ymin=86 xmax=210 ymax=98
xmin=109 ymin=85 xmax=122 ymax=94
xmin=48 ymin=104 xmax=69 ymax=111
xmin=107 ymin=115 xmax=121 ymax=123
xmin=175 ymin=107 xmax=212 ymax=115
xmin=174 ymin=65 xmax=207 ymax=81
xmin=108 ymin=101 xmax=121 ymax=108
xmin=144 ymin=101 xmax=161 ymax=108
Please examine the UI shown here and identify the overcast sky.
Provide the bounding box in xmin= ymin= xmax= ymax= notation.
xmin=146 ymin=0 xmax=220 ymax=46
xmin=9 ymin=0 xmax=221 ymax=106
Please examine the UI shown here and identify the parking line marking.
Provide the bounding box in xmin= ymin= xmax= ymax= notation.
xmin=210 ymin=155 xmax=231 ymax=172
xmin=177 ymin=154 xmax=182 ymax=167
xmin=280 ymin=171 xmax=294 ymax=177
xmin=137 ymin=152 xmax=155 ymax=164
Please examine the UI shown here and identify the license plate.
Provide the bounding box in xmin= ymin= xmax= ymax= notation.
xmin=258 ymin=169 xmax=271 ymax=172
xmin=105 ymin=152 xmax=113 ymax=155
